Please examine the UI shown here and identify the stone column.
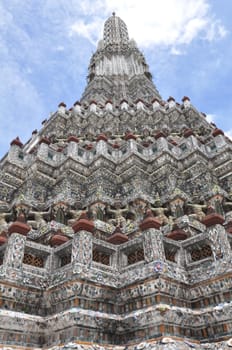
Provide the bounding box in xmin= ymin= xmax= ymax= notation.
xmin=128 ymin=139 xmax=137 ymax=152
xmin=72 ymin=231 xmax=92 ymax=273
xmin=8 ymin=137 xmax=23 ymax=163
xmin=175 ymin=247 xmax=186 ymax=267
xmin=208 ymin=224 xmax=231 ymax=260
xmin=189 ymin=134 xmax=200 ymax=148
xmin=96 ymin=139 xmax=108 ymax=155
xmin=67 ymin=136 xmax=79 ymax=158
xmin=156 ymin=136 xmax=168 ymax=151
xmin=213 ymin=134 xmax=227 ymax=148
xmin=3 ymin=233 xmax=26 ymax=270
xmin=143 ymin=228 xmax=165 ymax=263
xmin=37 ymin=139 xmax=50 ymax=159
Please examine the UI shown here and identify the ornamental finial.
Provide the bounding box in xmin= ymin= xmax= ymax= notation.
xmin=103 ymin=13 xmax=129 ymax=47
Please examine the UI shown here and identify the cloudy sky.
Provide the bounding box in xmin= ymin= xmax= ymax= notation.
xmin=0 ymin=0 xmax=231 ymax=156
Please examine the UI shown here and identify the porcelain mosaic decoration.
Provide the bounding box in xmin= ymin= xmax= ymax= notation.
xmin=0 ymin=13 xmax=232 ymax=349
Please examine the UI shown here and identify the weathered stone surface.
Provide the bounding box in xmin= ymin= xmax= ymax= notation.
xmin=0 ymin=12 xmax=232 ymax=350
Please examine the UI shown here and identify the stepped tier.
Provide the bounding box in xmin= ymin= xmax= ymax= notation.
xmin=0 ymin=13 xmax=232 ymax=350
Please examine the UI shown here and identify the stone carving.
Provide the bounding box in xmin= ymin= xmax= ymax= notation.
xmin=208 ymin=225 xmax=231 ymax=260
xmin=68 ymin=208 xmax=83 ymax=226
xmin=89 ymin=202 xmax=106 ymax=221
xmin=0 ymin=212 xmax=9 ymax=231
xmin=107 ymin=196 xmax=128 ymax=227
xmin=129 ymin=198 xmax=147 ymax=222
xmin=72 ymin=231 xmax=92 ymax=266
xmin=150 ymin=196 xmax=169 ymax=225
xmin=208 ymin=194 xmax=224 ymax=216
xmin=33 ymin=211 xmax=48 ymax=229
xmin=0 ymin=12 xmax=232 ymax=350
xmin=4 ymin=233 xmax=26 ymax=269
xmin=143 ymin=229 xmax=165 ymax=262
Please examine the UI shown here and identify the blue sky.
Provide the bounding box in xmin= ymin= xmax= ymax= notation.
xmin=0 ymin=0 xmax=232 ymax=156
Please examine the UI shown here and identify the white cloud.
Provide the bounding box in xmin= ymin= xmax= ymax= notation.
xmin=225 ymin=130 xmax=232 ymax=140
xmin=205 ymin=20 xmax=228 ymax=41
xmin=206 ymin=114 xmax=217 ymax=123
xmin=69 ymin=0 xmax=227 ymax=51
xmin=55 ymin=45 xmax=65 ymax=52
xmin=0 ymin=64 xmax=45 ymax=132
xmin=69 ymin=19 xmax=103 ymax=45
xmin=170 ymin=47 xmax=183 ymax=56
xmin=218 ymin=25 xmax=227 ymax=38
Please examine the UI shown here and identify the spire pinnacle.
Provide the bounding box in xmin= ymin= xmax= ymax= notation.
xmin=103 ymin=13 xmax=129 ymax=47
xmin=81 ymin=15 xmax=162 ymax=104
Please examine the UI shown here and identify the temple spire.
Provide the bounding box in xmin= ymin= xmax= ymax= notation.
xmin=81 ymin=14 xmax=161 ymax=105
xmin=103 ymin=13 xmax=129 ymax=48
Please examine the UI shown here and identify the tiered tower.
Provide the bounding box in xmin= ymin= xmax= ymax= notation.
xmin=1 ymin=13 xmax=232 ymax=350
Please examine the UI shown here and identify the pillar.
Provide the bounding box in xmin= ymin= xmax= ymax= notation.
xmin=72 ymin=231 xmax=92 ymax=273
xmin=143 ymin=228 xmax=165 ymax=263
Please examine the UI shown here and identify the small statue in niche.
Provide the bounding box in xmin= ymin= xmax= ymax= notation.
xmin=207 ymin=184 xmax=226 ymax=216
xmin=170 ymin=198 xmax=185 ymax=218
xmin=89 ymin=202 xmax=106 ymax=221
xmin=51 ymin=202 xmax=68 ymax=225
xmin=55 ymin=207 xmax=66 ymax=224
xmin=208 ymin=194 xmax=224 ymax=216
